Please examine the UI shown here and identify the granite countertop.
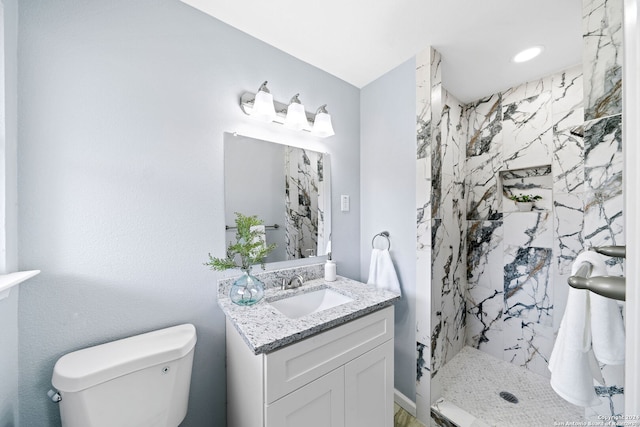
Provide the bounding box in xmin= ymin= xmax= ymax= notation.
xmin=218 ymin=266 xmax=400 ymax=355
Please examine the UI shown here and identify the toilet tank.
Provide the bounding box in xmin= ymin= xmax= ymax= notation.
xmin=52 ymin=324 xmax=197 ymax=427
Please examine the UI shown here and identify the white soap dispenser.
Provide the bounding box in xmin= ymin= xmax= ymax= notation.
xmin=325 ymin=251 xmax=336 ymax=282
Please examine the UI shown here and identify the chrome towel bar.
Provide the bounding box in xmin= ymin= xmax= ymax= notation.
xmin=226 ymin=224 xmax=280 ymax=230
xmin=372 ymin=231 xmax=391 ymax=250
xmin=568 ymin=246 xmax=626 ymax=301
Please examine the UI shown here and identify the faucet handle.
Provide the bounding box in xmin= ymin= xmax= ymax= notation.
xmin=285 ymin=274 xmax=305 ymax=290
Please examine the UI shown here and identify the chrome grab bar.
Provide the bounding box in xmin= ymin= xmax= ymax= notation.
xmin=593 ymin=245 xmax=626 ymax=258
xmin=567 ymin=246 xmax=626 ymax=301
xmin=567 ymin=270 xmax=626 ymax=301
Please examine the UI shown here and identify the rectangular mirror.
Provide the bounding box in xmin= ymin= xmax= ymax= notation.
xmin=224 ymin=133 xmax=331 ymax=264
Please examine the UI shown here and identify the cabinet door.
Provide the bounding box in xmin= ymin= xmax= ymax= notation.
xmin=266 ymin=367 xmax=345 ymax=427
xmin=344 ymin=340 xmax=394 ymax=427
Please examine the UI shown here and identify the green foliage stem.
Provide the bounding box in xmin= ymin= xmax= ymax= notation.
xmin=205 ymin=212 xmax=277 ymax=273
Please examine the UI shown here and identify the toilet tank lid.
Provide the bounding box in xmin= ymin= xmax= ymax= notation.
xmin=52 ymin=323 xmax=197 ymax=393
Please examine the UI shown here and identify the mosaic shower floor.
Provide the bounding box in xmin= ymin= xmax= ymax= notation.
xmin=433 ymin=346 xmax=584 ymax=426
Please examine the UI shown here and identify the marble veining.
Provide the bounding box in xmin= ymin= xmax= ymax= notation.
xmin=460 ymin=64 xmax=623 ymax=392
xmin=467 ymin=220 xmax=503 ymax=291
xmin=551 ymin=66 xmax=584 ymax=116
xmin=502 ymin=75 xmax=552 ymax=106
xmin=584 ymin=114 xmax=622 ymax=194
xmin=554 ymin=193 xmax=585 ymax=275
xmin=466 ymin=286 xmax=503 ymax=352
xmin=553 ymin=128 xmax=585 ymax=194
xmin=218 ymin=266 xmax=399 ymax=354
xmin=415 ymin=0 xmax=625 ymax=418
xmin=417 ymin=341 xmax=429 ymax=382
xmin=586 ymin=363 xmax=625 ymax=423
xmin=416 ymin=50 xmax=431 ymax=160
xmin=583 ymin=0 xmax=623 ymax=120
xmin=466 ymin=152 xmax=503 ymax=221
xmin=284 ymin=147 xmax=322 ymax=259
xmin=465 ymin=94 xmax=502 ymax=158
xmin=503 ymin=211 xmax=552 ymax=249
xmin=502 ymin=92 xmax=553 ymax=170
xmin=502 ymin=317 xmax=555 ymax=378
xmin=422 ymin=0 xmax=625 ymax=420
xmin=583 ymin=114 xmax=624 ymax=273
xmin=415 ymin=48 xmax=433 ymax=419
xmin=430 ymin=85 xmax=467 ymax=384
xmin=503 ymin=245 xmax=553 ymax=327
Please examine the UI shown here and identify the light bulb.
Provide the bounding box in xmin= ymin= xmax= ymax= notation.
xmin=250 ymin=81 xmax=276 ymax=122
xmin=312 ymin=105 xmax=335 ymax=137
xmin=284 ymin=94 xmax=309 ymax=130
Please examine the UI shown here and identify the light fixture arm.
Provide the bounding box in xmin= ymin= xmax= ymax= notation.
xmin=257 ymin=81 xmax=271 ymax=93
xmin=315 ymin=104 xmax=329 ymax=115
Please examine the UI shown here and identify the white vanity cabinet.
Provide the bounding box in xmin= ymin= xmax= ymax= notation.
xmin=226 ymin=306 xmax=394 ymax=427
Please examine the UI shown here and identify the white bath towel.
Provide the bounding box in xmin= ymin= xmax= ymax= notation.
xmin=591 ymin=285 xmax=625 ymax=366
xmin=549 ymin=251 xmax=625 ymax=407
xmin=249 ymin=225 xmax=266 ymax=253
xmin=367 ymin=248 xmax=401 ymax=295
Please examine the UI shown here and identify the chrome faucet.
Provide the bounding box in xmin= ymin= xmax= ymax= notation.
xmin=281 ymin=274 xmax=305 ymax=290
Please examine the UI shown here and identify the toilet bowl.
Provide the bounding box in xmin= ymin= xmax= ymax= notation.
xmin=51 ymin=324 xmax=197 ymax=427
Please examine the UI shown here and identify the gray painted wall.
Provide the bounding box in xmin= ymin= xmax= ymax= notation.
xmin=360 ymin=58 xmax=417 ymax=401
xmin=0 ymin=291 xmax=18 ymax=427
xmin=16 ymin=1 xmax=359 ymax=425
xmin=1 ymin=0 xmax=20 ymax=425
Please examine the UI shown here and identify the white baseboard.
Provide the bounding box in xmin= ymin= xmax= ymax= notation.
xmin=394 ymin=389 xmax=416 ymax=417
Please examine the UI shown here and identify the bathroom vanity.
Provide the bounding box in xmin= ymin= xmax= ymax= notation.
xmin=218 ymin=267 xmax=399 ymax=427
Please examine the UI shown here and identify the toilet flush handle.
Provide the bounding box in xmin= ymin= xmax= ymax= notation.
xmin=47 ymin=389 xmax=62 ymax=403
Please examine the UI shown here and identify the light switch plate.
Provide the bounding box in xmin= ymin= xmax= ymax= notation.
xmin=341 ymin=195 xmax=350 ymax=212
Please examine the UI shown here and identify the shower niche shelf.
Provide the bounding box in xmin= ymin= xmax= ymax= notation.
xmin=499 ymin=165 xmax=552 ymax=213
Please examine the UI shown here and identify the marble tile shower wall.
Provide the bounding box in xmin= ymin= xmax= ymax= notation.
xmin=582 ymin=0 xmax=625 ymax=420
xmin=414 ymin=47 xmax=469 ymax=418
xmin=415 ymin=47 xmax=468 ymax=421
xmin=464 ymin=0 xmax=625 ymax=412
xmin=284 ymin=147 xmax=323 ymax=259
xmin=416 ymin=1 xmax=622 ymax=422
xmin=430 ymin=86 xmax=467 ymax=379
xmin=415 ymin=47 xmax=432 ymax=422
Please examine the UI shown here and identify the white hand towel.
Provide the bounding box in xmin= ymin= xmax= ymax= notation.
xmin=548 ymin=251 xmax=600 ymax=407
xmin=367 ymin=248 xmax=401 ymax=295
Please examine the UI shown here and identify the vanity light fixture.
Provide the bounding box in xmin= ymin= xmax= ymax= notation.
xmin=512 ymin=46 xmax=544 ymax=63
xmin=249 ymin=81 xmax=277 ymax=122
xmin=239 ymin=82 xmax=335 ymax=138
xmin=284 ymin=94 xmax=309 ymax=131
xmin=311 ymin=105 xmax=335 ymax=137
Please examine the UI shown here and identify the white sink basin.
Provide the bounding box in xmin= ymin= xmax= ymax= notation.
xmin=269 ymin=288 xmax=353 ymax=319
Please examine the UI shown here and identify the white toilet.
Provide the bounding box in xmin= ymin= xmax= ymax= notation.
xmin=51 ymin=323 xmax=197 ymax=427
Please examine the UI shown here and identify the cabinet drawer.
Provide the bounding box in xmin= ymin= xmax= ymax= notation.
xmin=265 ymin=306 xmax=393 ymax=404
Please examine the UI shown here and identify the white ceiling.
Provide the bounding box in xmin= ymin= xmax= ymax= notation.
xmin=180 ymin=0 xmax=582 ymax=103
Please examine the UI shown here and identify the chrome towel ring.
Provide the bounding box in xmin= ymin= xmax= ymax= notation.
xmin=372 ymin=231 xmax=391 ymax=250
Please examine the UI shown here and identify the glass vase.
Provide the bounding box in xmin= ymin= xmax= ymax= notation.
xmin=229 ymin=269 xmax=265 ymax=306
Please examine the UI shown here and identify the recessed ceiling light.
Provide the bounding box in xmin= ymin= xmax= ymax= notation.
xmin=512 ymin=46 xmax=544 ymax=63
